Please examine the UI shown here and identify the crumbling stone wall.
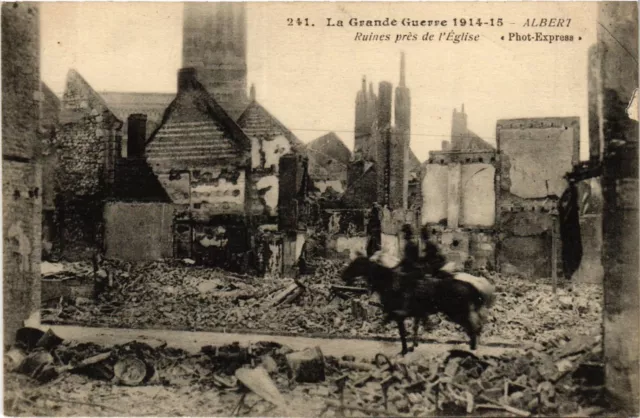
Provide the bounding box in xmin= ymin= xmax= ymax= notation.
xmin=254 ymin=230 xmax=283 ymax=276
xmin=192 ymin=221 xmax=250 ymax=272
xmin=40 ymin=83 xmax=61 ymax=260
xmin=2 ymin=1 xmax=42 ymax=344
xmin=421 ymin=149 xmax=497 ymax=271
xmin=496 ymin=118 xmax=579 ymax=277
xmin=343 ymin=162 xmax=378 ymax=208
xmin=460 ymin=163 xmax=496 ymax=227
xmin=320 ymin=209 xmax=369 ymax=259
xmin=422 ymin=164 xmax=448 ymax=224
xmin=155 ymin=167 xmax=248 ymax=221
xmin=380 ymin=207 xmax=420 ymax=260
xmin=53 ymin=70 xmax=123 ymax=260
xmin=423 ymin=150 xmax=497 ymax=228
xmin=571 ymin=178 xmax=604 ymax=284
xmin=248 ymin=134 xmax=292 ymax=217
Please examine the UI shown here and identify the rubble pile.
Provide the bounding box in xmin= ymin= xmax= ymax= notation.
xmin=41 ymin=258 xmax=602 ymax=346
xmin=321 ymin=336 xmax=606 ymax=417
xmin=5 ymin=327 xmax=608 ymax=417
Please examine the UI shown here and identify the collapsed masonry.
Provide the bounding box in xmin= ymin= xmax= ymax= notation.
xmin=421 ymin=106 xmax=602 ymax=280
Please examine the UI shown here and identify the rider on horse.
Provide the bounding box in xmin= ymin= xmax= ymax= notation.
xmin=420 ymin=226 xmax=452 ymax=279
xmin=394 ymin=224 xmax=423 ymax=316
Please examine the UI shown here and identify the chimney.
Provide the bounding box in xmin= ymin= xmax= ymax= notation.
xmin=178 ymin=67 xmax=198 ymax=91
xmin=378 ymin=81 xmax=393 ymax=130
xmin=394 ymin=52 xmax=411 ymax=132
xmin=127 ymin=114 xmax=147 ymax=158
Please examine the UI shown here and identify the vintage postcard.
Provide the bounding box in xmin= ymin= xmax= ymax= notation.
xmin=2 ymin=1 xmax=638 ymax=416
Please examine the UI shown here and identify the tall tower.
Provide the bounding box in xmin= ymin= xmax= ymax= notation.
xmin=450 ymin=104 xmax=468 ymax=150
xmin=394 ymin=52 xmax=411 ymax=132
xmin=391 ymin=52 xmax=410 ymax=210
xmin=182 ymin=2 xmax=249 ymax=119
xmin=354 ymin=76 xmax=378 ymax=161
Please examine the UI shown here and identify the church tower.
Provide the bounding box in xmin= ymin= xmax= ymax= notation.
xmin=182 ymin=2 xmax=249 ymax=120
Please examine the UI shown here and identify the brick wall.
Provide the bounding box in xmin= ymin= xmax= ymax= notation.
xmin=2 ymin=2 xmax=42 ymax=344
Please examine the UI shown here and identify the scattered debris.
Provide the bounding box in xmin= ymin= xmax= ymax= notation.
xmin=235 ymin=366 xmax=290 ymax=413
xmin=5 ymin=329 xmax=609 ymax=417
xmin=286 ymin=347 xmax=325 ymax=383
xmin=25 ymin=257 xmax=609 ymax=415
xmin=114 ymin=356 xmax=150 ymax=386
xmin=41 ymin=258 xmax=602 ymax=349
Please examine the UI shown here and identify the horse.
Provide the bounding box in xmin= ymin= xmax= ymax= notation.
xmin=342 ymin=252 xmax=495 ymax=355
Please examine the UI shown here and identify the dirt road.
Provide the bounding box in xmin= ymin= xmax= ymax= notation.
xmin=48 ymin=324 xmax=521 ymax=361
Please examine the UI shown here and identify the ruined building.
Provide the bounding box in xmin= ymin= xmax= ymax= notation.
xmin=344 ymin=53 xmax=419 ymax=210
xmin=2 ymin=2 xmax=43 ymax=343
xmin=306 ymin=132 xmax=352 ymax=196
xmin=422 ymin=105 xmax=498 ymax=270
xmin=496 ymin=117 xmax=580 ymax=277
xmin=422 ymin=102 xmax=583 ymax=277
xmin=236 ymin=88 xmax=306 ymax=219
xmin=98 ymin=2 xmax=250 ymax=154
xmin=44 ymin=3 xmax=317 ymax=264
xmin=587 ymin=3 xmax=638 ymax=410
xmin=143 ymin=68 xmax=253 ymax=266
xmin=51 ymin=70 xmax=124 ymax=260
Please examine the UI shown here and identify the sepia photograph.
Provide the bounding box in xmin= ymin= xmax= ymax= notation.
xmin=2 ymin=1 xmax=638 ymax=416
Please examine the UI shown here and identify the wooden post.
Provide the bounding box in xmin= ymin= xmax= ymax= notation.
xmin=551 ymin=211 xmax=558 ymax=295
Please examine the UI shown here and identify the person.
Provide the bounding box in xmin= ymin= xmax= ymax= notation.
xmin=366 ymin=203 xmax=382 ymax=257
xmin=420 ymin=226 xmax=451 ymax=279
xmin=395 ymin=224 xmax=422 ymax=317
xmin=400 ymin=224 xmax=420 ymax=273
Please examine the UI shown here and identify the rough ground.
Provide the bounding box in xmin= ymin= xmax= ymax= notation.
xmin=5 ymin=330 xmax=609 ymax=417
xmin=41 ymin=258 xmax=603 ymax=349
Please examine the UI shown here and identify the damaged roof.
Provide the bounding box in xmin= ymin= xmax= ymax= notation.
xmin=237 ymin=100 xmax=305 ymax=154
xmin=453 ymin=130 xmax=496 ymax=151
xmin=146 ymin=72 xmax=251 ymax=168
xmin=307 ymin=132 xmax=351 ymax=181
xmin=408 ymin=148 xmax=421 ymax=172
xmin=59 ymin=69 xmax=122 ymax=126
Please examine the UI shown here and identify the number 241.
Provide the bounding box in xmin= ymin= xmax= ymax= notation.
xmin=287 ymin=18 xmax=311 ymax=26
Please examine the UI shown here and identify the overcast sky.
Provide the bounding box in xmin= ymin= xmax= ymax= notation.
xmin=40 ymin=2 xmax=597 ymax=161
